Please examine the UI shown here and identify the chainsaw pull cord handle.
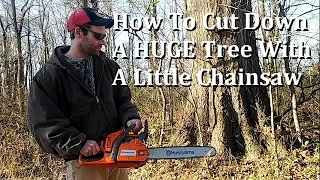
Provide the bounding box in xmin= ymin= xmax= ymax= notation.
xmin=110 ymin=123 xmax=136 ymax=162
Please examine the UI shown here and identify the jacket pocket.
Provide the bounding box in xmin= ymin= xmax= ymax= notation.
xmin=70 ymin=105 xmax=90 ymax=122
xmin=69 ymin=105 xmax=95 ymax=140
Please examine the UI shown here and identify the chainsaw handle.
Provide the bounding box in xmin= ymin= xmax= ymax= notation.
xmin=138 ymin=120 xmax=148 ymax=143
xmin=78 ymin=140 xmax=105 ymax=165
xmin=110 ymin=123 xmax=136 ymax=161
xmin=126 ymin=123 xmax=136 ymax=132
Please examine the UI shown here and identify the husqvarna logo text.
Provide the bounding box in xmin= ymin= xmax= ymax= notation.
xmin=166 ymin=150 xmax=195 ymax=156
xmin=120 ymin=150 xmax=136 ymax=156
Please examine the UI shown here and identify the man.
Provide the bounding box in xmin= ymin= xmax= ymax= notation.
xmin=27 ymin=7 xmax=142 ymax=180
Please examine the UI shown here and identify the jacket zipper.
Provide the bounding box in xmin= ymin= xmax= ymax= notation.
xmin=95 ymin=64 xmax=112 ymax=133
xmin=65 ymin=69 xmax=98 ymax=101
xmin=62 ymin=64 xmax=112 ymax=133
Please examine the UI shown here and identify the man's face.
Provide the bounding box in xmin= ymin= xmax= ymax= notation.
xmin=79 ymin=25 xmax=106 ymax=56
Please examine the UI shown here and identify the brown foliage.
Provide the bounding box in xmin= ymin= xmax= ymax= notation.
xmin=0 ymin=84 xmax=319 ymax=179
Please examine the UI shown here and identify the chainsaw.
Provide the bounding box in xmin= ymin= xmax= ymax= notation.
xmin=78 ymin=121 xmax=216 ymax=168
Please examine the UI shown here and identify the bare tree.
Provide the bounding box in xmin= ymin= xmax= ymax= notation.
xmin=0 ymin=15 xmax=10 ymax=97
xmin=8 ymin=0 xmax=33 ymax=113
xmin=277 ymin=0 xmax=320 ymax=146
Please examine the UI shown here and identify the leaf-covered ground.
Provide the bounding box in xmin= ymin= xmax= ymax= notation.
xmin=0 ymin=97 xmax=319 ymax=180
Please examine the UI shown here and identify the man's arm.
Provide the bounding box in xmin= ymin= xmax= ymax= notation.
xmin=27 ymin=77 xmax=86 ymax=160
xmin=115 ymin=83 xmax=142 ymax=132
xmin=113 ymin=64 xmax=142 ymax=133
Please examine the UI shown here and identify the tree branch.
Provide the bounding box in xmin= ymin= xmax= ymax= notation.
xmin=280 ymin=86 xmax=320 ymax=118
xmin=285 ymin=2 xmax=320 ymax=10
xmin=297 ymin=8 xmax=320 ymax=17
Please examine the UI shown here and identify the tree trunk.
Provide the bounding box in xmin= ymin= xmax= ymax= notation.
xmin=284 ymin=31 xmax=302 ymax=145
xmin=103 ymin=0 xmax=113 ymax=58
xmin=11 ymin=0 xmax=31 ymax=112
xmin=27 ymin=11 xmax=33 ymax=91
xmin=146 ymin=0 xmax=168 ymax=145
xmin=91 ymin=0 xmax=98 ymax=9
xmin=39 ymin=0 xmax=50 ymax=64
xmin=280 ymin=0 xmax=303 ymax=145
xmin=11 ymin=0 xmax=24 ymax=109
xmin=185 ymin=0 xmax=270 ymax=157
xmin=82 ymin=0 xmax=88 ymax=7
xmin=0 ymin=16 xmax=10 ymax=97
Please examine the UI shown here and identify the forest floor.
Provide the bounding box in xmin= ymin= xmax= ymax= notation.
xmin=0 ymin=97 xmax=319 ymax=180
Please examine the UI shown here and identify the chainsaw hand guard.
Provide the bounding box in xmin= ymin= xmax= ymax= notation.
xmin=110 ymin=123 xmax=136 ymax=161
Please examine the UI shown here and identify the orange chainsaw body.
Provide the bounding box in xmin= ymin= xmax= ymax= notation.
xmin=78 ymin=123 xmax=149 ymax=168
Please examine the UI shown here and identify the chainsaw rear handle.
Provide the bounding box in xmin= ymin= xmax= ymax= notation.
xmin=79 ymin=120 xmax=148 ymax=166
xmin=79 ymin=124 xmax=136 ymax=164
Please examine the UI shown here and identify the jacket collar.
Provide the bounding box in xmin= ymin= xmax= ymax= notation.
xmin=48 ymin=46 xmax=107 ymax=94
xmin=48 ymin=46 xmax=106 ymax=68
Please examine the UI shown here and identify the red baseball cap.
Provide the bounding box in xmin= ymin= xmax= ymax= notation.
xmin=67 ymin=8 xmax=114 ymax=31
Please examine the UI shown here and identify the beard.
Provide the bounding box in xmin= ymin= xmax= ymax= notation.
xmin=79 ymin=36 xmax=100 ymax=56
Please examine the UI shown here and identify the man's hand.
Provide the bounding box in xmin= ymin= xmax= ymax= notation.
xmin=127 ymin=119 xmax=143 ymax=134
xmin=80 ymin=140 xmax=100 ymax=157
